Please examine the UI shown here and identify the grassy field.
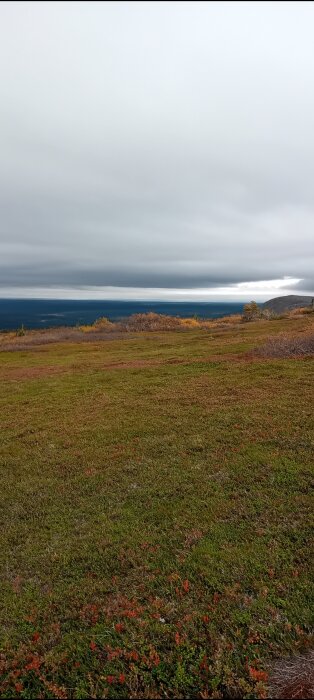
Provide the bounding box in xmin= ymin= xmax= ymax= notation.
xmin=0 ymin=316 xmax=313 ymax=698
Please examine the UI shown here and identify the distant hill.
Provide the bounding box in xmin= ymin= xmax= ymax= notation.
xmin=263 ymin=295 xmax=314 ymax=313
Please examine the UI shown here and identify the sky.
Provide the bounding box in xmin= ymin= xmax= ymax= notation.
xmin=1 ymin=1 xmax=314 ymax=302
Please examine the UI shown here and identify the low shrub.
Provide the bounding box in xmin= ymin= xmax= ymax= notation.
xmin=242 ymin=301 xmax=262 ymax=322
xmin=298 ymin=305 xmax=314 ymax=315
xmin=256 ymin=332 xmax=314 ymax=358
xmin=80 ymin=317 xmax=116 ymax=333
xmin=93 ymin=316 xmax=115 ymax=329
xmin=122 ymin=312 xmax=184 ymax=331
xmin=15 ymin=324 xmax=26 ymax=337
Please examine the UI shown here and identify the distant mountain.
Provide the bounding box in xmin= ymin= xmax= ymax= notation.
xmin=263 ymin=295 xmax=314 ymax=313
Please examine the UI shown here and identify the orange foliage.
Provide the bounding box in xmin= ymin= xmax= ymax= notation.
xmin=249 ymin=667 xmax=268 ymax=683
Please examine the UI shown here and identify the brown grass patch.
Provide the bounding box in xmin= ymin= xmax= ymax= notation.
xmin=0 ymin=366 xmax=68 ymax=381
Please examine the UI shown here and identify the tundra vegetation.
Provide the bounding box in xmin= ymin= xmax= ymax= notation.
xmin=0 ymin=308 xmax=313 ymax=698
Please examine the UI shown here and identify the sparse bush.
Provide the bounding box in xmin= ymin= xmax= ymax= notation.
xmin=121 ymin=312 xmax=242 ymax=332
xmin=261 ymin=308 xmax=280 ymax=320
xmin=122 ymin=312 xmax=184 ymax=332
xmin=286 ymin=304 xmax=314 ymax=318
xmin=180 ymin=317 xmax=202 ymax=328
xmin=93 ymin=316 xmax=115 ymax=329
xmin=256 ymin=332 xmax=314 ymax=358
xmin=79 ymin=317 xmax=116 ymax=333
xmin=208 ymin=313 xmax=243 ymax=327
xmin=299 ymin=304 xmax=314 ymax=315
xmin=242 ymin=302 xmax=283 ymax=322
xmin=16 ymin=324 xmax=26 ymax=337
xmin=79 ymin=324 xmax=94 ymax=333
xmin=242 ymin=301 xmax=262 ymax=322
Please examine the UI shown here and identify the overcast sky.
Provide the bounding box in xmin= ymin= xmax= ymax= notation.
xmin=1 ymin=1 xmax=314 ymax=301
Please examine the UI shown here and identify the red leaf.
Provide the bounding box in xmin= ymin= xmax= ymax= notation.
xmin=122 ymin=609 xmax=138 ymax=618
xmin=115 ymin=622 xmax=125 ymax=633
xmin=126 ymin=650 xmax=139 ymax=661
xmin=175 ymin=632 xmax=181 ymax=645
xmin=182 ymin=579 xmax=189 ymax=593
xmin=200 ymin=654 xmax=209 ymax=672
xmin=25 ymin=655 xmax=41 ymax=671
xmin=249 ymin=666 xmax=268 ymax=682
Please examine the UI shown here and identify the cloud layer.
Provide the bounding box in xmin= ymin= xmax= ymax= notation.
xmin=1 ymin=1 xmax=314 ymax=299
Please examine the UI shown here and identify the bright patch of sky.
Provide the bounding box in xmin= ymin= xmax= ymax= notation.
xmin=0 ymin=2 xmax=313 ymax=300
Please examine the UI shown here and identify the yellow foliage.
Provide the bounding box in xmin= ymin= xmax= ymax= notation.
xmin=78 ymin=325 xmax=94 ymax=333
xmin=92 ymin=316 xmax=114 ymax=328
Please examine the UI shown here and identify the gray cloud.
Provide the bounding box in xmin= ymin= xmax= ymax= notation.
xmin=0 ymin=1 xmax=314 ymax=298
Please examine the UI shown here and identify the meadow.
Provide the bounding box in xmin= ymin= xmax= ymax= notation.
xmin=0 ymin=313 xmax=313 ymax=698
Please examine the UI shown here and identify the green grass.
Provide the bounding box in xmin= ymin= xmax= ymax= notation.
xmin=0 ymin=318 xmax=313 ymax=698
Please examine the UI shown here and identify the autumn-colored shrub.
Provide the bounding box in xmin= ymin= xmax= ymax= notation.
xmin=80 ymin=317 xmax=116 ymax=333
xmin=179 ymin=317 xmax=203 ymax=329
xmin=242 ymin=301 xmax=262 ymax=322
xmin=256 ymin=332 xmax=314 ymax=358
xmin=261 ymin=308 xmax=280 ymax=320
xmin=121 ymin=313 xmax=188 ymax=332
xmin=242 ymin=302 xmax=284 ymax=322
xmin=290 ymin=305 xmax=314 ymax=316
xmin=121 ymin=312 xmax=242 ymax=332
xmin=1 ymin=311 xmax=244 ymax=350
xmin=208 ymin=313 xmax=243 ymax=327
xmin=79 ymin=325 xmax=94 ymax=333
xmin=93 ymin=316 xmax=115 ymax=329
